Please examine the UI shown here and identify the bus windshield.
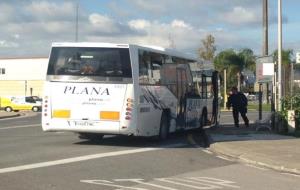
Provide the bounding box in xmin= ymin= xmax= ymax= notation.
xmin=47 ymin=47 xmax=132 ymax=78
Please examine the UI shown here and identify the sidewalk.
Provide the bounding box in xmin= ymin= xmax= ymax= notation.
xmin=207 ymin=123 xmax=300 ymax=175
xmin=0 ymin=111 xmax=23 ymax=119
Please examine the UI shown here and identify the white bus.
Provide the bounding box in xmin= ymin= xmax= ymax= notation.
xmin=42 ymin=42 xmax=219 ymax=141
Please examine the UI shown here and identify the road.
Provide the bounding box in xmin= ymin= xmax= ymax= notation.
xmin=1 ymin=112 xmax=300 ymax=190
xmin=219 ymin=110 xmax=271 ymax=125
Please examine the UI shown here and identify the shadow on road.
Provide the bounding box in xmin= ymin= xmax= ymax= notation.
xmin=74 ymin=129 xmax=210 ymax=149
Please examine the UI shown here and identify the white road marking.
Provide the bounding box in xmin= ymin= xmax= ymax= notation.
xmin=115 ymin=179 xmax=177 ymax=190
xmin=156 ymin=178 xmax=218 ymax=189
xmin=83 ymin=177 xmax=239 ymax=190
xmin=189 ymin=177 xmax=240 ymax=188
xmin=0 ymin=143 xmax=186 ymax=174
xmin=202 ymin=149 xmax=213 ymax=154
xmin=281 ymin=173 xmax=300 ymax=178
xmin=0 ymin=124 xmax=40 ymax=130
xmin=81 ymin=177 xmax=240 ymax=189
xmin=80 ymin=180 xmax=145 ymax=190
xmin=156 ymin=178 xmax=219 ymax=189
xmin=246 ymin=164 xmax=268 ymax=171
xmin=216 ymin=156 xmax=234 ymax=162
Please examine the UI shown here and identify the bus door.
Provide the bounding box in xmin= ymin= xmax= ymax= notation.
xmin=211 ymin=71 xmax=219 ymax=126
xmin=176 ymin=68 xmax=188 ymax=127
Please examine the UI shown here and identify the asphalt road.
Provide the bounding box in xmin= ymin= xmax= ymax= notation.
xmin=1 ymin=112 xmax=300 ymax=190
xmin=219 ymin=110 xmax=271 ymax=125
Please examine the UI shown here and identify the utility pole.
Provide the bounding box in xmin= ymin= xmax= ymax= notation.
xmin=278 ymin=0 xmax=282 ymax=111
xmin=291 ymin=61 xmax=294 ymax=96
xmin=223 ymin=69 xmax=227 ymax=110
xmin=258 ymin=0 xmax=269 ymax=120
xmin=263 ymin=0 xmax=268 ymax=56
xmin=75 ymin=2 xmax=79 ymax=42
xmin=263 ymin=0 xmax=270 ymax=106
xmin=237 ymin=72 xmax=241 ymax=91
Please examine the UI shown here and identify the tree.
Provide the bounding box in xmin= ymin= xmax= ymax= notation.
xmin=273 ymin=49 xmax=293 ymax=95
xmin=238 ymin=48 xmax=256 ymax=92
xmin=214 ymin=48 xmax=256 ymax=93
xmin=198 ymin=34 xmax=216 ymax=61
xmin=214 ymin=49 xmax=243 ymax=91
xmin=238 ymin=48 xmax=256 ymax=72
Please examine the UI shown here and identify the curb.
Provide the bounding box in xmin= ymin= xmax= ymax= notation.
xmin=208 ymin=141 xmax=300 ymax=176
xmin=0 ymin=113 xmax=21 ymax=119
xmin=0 ymin=112 xmax=28 ymax=120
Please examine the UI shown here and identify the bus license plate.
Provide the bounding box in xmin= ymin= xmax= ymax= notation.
xmin=67 ymin=120 xmax=98 ymax=127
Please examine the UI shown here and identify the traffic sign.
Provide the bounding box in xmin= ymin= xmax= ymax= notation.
xmin=256 ymin=56 xmax=274 ymax=83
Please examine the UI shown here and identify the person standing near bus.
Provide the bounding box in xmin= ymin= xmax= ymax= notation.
xmin=227 ymin=86 xmax=249 ymax=128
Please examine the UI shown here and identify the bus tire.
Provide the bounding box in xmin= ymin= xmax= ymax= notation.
xmin=199 ymin=110 xmax=207 ymax=129
xmin=158 ymin=113 xmax=170 ymax=140
xmin=32 ymin=106 xmax=40 ymax=112
xmin=78 ymin=133 xmax=104 ymax=142
xmin=5 ymin=107 xmax=13 ymax=112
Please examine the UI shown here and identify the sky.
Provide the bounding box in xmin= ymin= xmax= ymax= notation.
xmin=0 ymin=0 xmax=299 ymax=58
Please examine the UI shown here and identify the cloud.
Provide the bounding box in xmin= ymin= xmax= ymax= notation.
xmin=128 ymin=19 xmax=151 ymax=30
xmin=0 ymin=3 xmax=15 ymax=23
xmin=221 ymin=6 xmax=261 ymax=26
xmin=88 ymin=14 xmax=121 ymax=33
xmin=0 ymin=0 xmax=296 ymax=58
xmin=129 ymin=0 xmax=167 ymax=13
xmin=171 ymin=20 xmax=193 ymax=30
xmin=24 ymin=1 xmax=76 ymax=22
xmin=0 ymin=40 xmax=19 ymax=48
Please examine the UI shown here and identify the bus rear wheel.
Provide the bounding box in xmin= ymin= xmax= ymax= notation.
xmin=78 ymin=133 xmax=104 ymax=142
xmin=158 ymin=113 xmax=170 ymax=140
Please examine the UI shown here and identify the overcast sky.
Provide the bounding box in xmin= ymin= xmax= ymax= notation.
xmin=0 ymin=0 xmax=299 ymax=58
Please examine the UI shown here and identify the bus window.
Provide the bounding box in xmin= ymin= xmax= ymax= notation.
xmin=161 ymin=64 xmax=177 ymax=95
xmin=151 ymin=52 xmax=164 ymax=85
xmin=138 ymin=50 xmax=164 ymax=85
xmin=138 ymin=50 xmax=150 ymax=84
xmin=206 ymin=76 xmax=214 ymax=98
xmin=47 ymin=47 xmax=132 ymax=79
xmin=201 ymin=74 xmax=208 ymax=99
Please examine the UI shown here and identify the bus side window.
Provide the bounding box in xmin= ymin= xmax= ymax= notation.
xmin=207 ymin=76 xmax=213 ymax=98
xmin=151 ymin=62 xmax=162 ymax=85
xmin=201 ymin=74 xmax=208 ymax=99
xmin=138 ymin=50 xmax=150 ymax=84
xmin=161 ymin=64 xmax=177 ymax=95
xmin=138 ymin=50 xmax=163 ymax=85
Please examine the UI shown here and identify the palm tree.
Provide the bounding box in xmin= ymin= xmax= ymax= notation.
xmin=273 ymin=49 xmax=293 ymax=96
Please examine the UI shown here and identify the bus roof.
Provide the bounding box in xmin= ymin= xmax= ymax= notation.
xmin=51 ymin=42 xmax=197 ymax=62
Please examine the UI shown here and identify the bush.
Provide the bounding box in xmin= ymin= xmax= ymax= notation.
xmin=271 ymin=95 xmax=300 ymax=135
xmin=273 ymin=112 xmax=288 ymax=134
xmin=280 ymin=94 xmax=300 ymax=132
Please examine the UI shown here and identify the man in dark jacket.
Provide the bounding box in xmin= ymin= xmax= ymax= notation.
xmin=227 ymin=87 xmax=249 ymax=128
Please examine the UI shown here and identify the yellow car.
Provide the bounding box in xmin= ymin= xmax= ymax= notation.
xmin=0 ymin=96 xmax=42 ymax=112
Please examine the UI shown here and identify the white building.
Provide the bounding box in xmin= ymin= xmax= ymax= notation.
xmin=0 ymin=58 xmax=48 ymax=97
